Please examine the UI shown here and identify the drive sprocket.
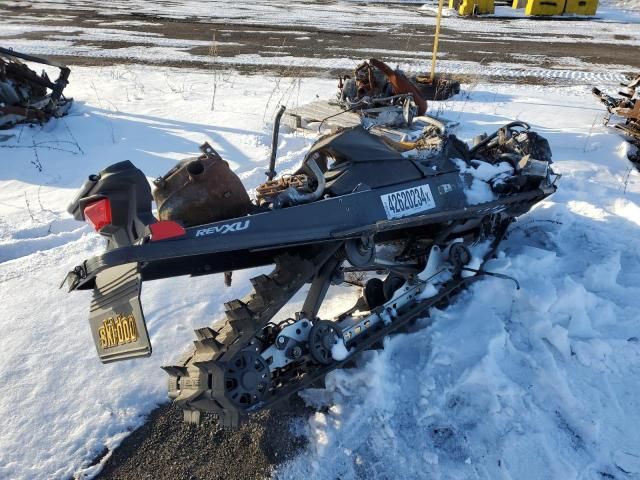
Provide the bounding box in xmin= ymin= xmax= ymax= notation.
xmin=224 ymin=349 xmax=271 ymax=408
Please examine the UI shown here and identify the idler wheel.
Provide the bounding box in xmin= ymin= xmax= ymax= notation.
xmin=308 ymin=320 xmax=342 ymax=365
xmin=364 ymin=278 xmax=386 ymax=309
xmin=383 ymin=273 xmax=406 ymax=301
xmin=345 ymin=237 xmax=375 ymax=267
xmin=224 ymin=350 xmax=271 ymax=408
xmin=449 ymin=243 xmax=472 ymax=271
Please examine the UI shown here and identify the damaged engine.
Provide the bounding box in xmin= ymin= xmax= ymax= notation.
xmin=337 ymin=58 xmax=461 ymax=127
xmin=338 ymin=58 xmax=428 ymax=123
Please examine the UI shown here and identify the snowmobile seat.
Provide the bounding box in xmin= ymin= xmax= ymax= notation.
xmin=306 ymin=126 xmax=425 ymax=196
xmin=308 ymin=126 xmax=405 ymax=163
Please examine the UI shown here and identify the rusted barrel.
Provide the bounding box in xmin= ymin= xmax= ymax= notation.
xmin=153 ymin=143 xmax=252 ymax=227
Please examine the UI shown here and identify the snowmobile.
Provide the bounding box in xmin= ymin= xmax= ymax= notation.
xmin=64 ymin=112 xmax=557 ymax=428
xmin=338 ymin=58 xmax=428 ymax=116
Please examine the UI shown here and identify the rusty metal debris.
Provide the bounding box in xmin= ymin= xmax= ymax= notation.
xmin=338 ymin=58 xmax=428 ymax=116
xmin=413 ymin=73 xmax=461 ymax=101
xmin=256 ymin=174 xmax=310 ymax=206
xmin=153 ymin=142 xmax=252 ymax=228
xmin=593 ymin=75 xmax=640 ymax=168
xmin=0 ymin=47 xmax=73 ymax=129
xmin=337 ymin=58 xmax=460 ymax=128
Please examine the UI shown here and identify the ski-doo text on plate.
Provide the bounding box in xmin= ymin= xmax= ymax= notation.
xmin=98 ymin=314 xmax=139 ymax=349
xmin=380 ymin=184 xmax=436 ymax=220
xmin=89 ymin=263 xmax=152 ymax=363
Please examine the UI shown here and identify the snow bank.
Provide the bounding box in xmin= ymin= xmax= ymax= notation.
xmin=453 ymin=158 xmax=514 ymax=205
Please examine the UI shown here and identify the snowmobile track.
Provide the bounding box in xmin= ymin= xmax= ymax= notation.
xmin=168 ymin=188 xmax=544 ymax=428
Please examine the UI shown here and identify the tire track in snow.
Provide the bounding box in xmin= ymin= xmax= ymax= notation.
xmin=437 ymin=63 xmax=630 ymax=84
xmin=0 ymin=225 xmax=89 ymax=264
xmin=0 ymin=234 xmax=101 ymax=285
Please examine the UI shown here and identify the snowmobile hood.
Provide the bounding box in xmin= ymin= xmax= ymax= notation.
xmin=306 ymin=126 xmax=405 ymax=163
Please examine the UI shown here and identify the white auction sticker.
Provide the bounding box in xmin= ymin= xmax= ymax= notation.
xmin=380 ymin=184 xmax=436 ymax=220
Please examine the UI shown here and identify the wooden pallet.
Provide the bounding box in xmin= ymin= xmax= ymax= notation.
xmin=284 ymin=100 xmax=361 ymax=131
xmin=284 ymin=100 xmax=456 ymax=143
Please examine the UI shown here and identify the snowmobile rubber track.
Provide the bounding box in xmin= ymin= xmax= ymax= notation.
xmin=167 ymin=217 xmax=512 ymax=429
xmin=253 ymin=273 xmax=480 ymax=414
xmin=246 ymin=218 xmax=511 ymax=415
xmin=165 ymin=243 xmax=343 ymax=427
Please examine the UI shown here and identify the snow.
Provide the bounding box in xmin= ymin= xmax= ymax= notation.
xmin=5 ymin=0 xmax=640 ymax=28
xmin=332 ymin=340 xmax=352 ymax=362
xmin=599 ymin=0 xmax=640 ymax=19
xmin=0 ymin=13 xmax=639 ymax=480
xmin=453 ymin=158 xmax=514 ymax=205
xmin=2 ymin=0 xmax=639 ymax=77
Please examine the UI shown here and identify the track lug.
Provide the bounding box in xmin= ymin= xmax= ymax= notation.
xmin=193 ymin=328 xmax=224 ymax=355
xmin=219 ymin=410 xmax=241 ymax=429
xmin=224 ymin=299 xmax=251 ymax=317
xmin=194 ymin=326 xmax=219 ymax=341
xmin=250 ymin=274 xmax=279 ymax=299
xmin=224 ymin=299 xmax=255 ymax=333
xmin=183 ymin=409 xmax=201 ymax=425
xmin=165 ymin=245 xmax=344 ymax=429
xmin=192 ymin=339 xmax=222 ymax=357
xmin=161 ymin=365 xmax=187 ymax=377
xmin=215 ymin=323 xmax=238 ymax=344
xmin=248 ymin=293 xmax=267 ymax=310
xmin=193 ymin=342 xmax=222 ymax=366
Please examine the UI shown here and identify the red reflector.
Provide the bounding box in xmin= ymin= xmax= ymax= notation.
xmin=150 ymin=221 xmax=186 ymax=241
xmin=84 ymin=198 xmax=112 ymax=232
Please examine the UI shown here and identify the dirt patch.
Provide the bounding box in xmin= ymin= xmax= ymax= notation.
xmin=2 ymin=6 xmax=639 ymax=80
xmin=96 ymin=399 xmax=310 ymax=480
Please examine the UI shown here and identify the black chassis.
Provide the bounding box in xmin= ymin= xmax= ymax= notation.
xmin=66 ymin=169 xmax=554 ymax=363
xmin=68 ymin=172 xmax=553 ymax=291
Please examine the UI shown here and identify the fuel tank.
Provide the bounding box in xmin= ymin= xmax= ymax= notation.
xmin=153 ymin=143 xmax=252 ymax=227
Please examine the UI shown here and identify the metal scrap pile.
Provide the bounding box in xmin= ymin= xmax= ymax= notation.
xmin=336 ymin=58 xmax=460 ymax=127
xmin=0 ymin=47 xmax=73 ymax=129
xmin=338 ymin=58 xmax=429 ymax=116
xmin=593 ymin=75 xmax=640 ymax=167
